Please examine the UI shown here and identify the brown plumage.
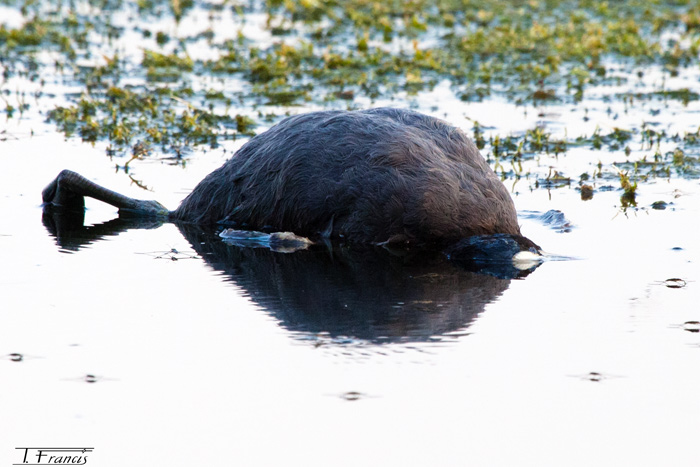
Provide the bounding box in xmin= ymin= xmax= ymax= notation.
xmin=42 ymin=108 xmax=539 ymax=260
xmin=172 ymin=108 xmax=522 ymax=246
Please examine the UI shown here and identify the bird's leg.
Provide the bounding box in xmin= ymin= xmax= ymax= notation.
xmin=42 ymin=170 xmax=169 ymax=218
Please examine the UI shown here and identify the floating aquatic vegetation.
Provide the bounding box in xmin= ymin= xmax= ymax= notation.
xmin=1 ymin=0 xmax=699 ymax=184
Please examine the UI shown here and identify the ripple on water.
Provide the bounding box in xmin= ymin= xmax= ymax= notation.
xmin=664 ymin=278 xmax=687 ymax=288
xmin=8 ymin=353 xmax=23 ymax=362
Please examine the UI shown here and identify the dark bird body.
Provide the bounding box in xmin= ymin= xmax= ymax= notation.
xmin=43 ymin=108 xmax=540 ymax=258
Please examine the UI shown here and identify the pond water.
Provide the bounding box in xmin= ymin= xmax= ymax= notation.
xmin=2 ymin=1 xmax=700 ymax=466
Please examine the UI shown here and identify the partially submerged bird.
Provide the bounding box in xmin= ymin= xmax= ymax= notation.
xmin=42 ymin=108 xmax=540 ymax=263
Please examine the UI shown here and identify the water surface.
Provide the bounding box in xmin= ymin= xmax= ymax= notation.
xmin=2 ymin=1 xmax=700 ymax=466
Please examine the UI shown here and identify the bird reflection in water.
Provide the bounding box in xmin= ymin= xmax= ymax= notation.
xmin=42 ymin=207 xmax=540 ymax=346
